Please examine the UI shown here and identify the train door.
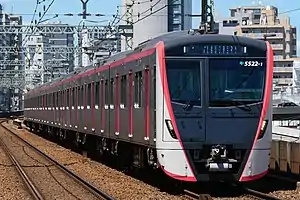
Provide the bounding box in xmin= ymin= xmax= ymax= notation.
xmin=75 ymin=86 xmax=80 ymax=129
xmin=79 ymin=84 xmax=84 ymax=132
xmin=57 ymin=90 xmax=61 ymax=126
xmin=53 ymin=92 xmax=56 ymax=125
xmin=62 ymin=89 xmax=65 ymax=127
xmin=104 ymin=73 xmax=110 ymax=138
xmin=86 ymin=82 xmax=92 ymax=132
xmin=109 ymin=72 xmax=116 ymax=139
xmin=70 ymin=87 xmax=75 ymax=129
xmin=94 ymin=80 xmax=100 ymax=134
xmin=60 ymin=89 xmax=64 ymax=127
xmin=163 ymin=58 xmax=206 ymax=142
xmin=65 ymin=87 xmax=70 ymax=127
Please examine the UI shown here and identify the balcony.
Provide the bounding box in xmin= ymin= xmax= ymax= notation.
xmin=274 ymin=55 xmax=284 ymax=60
xmin=242 ymin=32 xmax=284 ymax=39
xmin=242 ymin=33 xmax=265 ymax=38
xmin=269 ymin=33 xmax=284 ymax=38
xmin=274 ymin=67 xmax=293 ymax=73
xmin=273 ymin=78 xmax=293 ymax=85
xmin=271 ymin=44 xmax=284 ymax=50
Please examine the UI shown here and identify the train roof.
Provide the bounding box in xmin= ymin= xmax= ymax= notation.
xmin=135 ymin=30 xmax=267 ymax=52
xmin=27 ymin=30 xmax=267 ymax=94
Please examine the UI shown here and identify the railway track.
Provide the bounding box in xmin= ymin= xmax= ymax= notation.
xmin=0 ymin=120 xmax=115 ymax=200
xmin=182 ymin=183 xmax=282 ymax=200
xmin=183 ymin=189 xmax=212 ymax=200
xmin=242 ymin=186 xmax=281 ymax=200
xmin=5 ymin=118 xmax=290 ymax=200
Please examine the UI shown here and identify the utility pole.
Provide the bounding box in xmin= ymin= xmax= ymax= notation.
xmin=200 ymin=0 xmax=215 ymax=33
xmin=189 ymin=0 xmax=215 ymax=34
xmin=80 ymin=0 xmax=90 ymax=19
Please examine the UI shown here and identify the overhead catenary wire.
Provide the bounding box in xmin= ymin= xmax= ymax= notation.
xmin=22 ymin=0 xmax=58 ymax=85
xmin=89 ymin=0 xmax=187 ymax=52
xmin=5 ymin=2 xmax=300 ymax=79
xmin=21 ymin=0 xmax=40 ymax=46
xmin=21 ymin=0 xmax=57 ymax=59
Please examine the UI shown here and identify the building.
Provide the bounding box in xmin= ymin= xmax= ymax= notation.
xmin=24 ymin=34 xmax=51 ymax=90
xmin=0 ymin=5 xmax=10 ymax=111
xmin=217 ymin=5 xmax=297 ymax=90
xmin=76 ymin=26 xmax=121 ymax=68
xmin=0 ymin=4 xmax=23 ymax=111
xmin=24 ymin=22 xmax=74 ymax=90
xmin=120 ymin=0 xmax=192 ymax=50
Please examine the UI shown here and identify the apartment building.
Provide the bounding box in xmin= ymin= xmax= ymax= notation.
xmin=218 ymin=5 xmax=297 ymax=90
xmin=24 ymin=22 xmax=74 ymax=90
xmin=0 ymin=5 xmax=23 ymax=111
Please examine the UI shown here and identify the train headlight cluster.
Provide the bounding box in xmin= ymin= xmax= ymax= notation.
xmin=165 ymin=119 xmax=177 ymax=139
xmin=261 ymin=120 xmax=267 ymax=131
xmin=258 ymin=120 xmax=268 ymax=140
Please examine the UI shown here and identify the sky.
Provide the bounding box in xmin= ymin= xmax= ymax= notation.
xmin=0 ymin=0 xmax=299 ymax=54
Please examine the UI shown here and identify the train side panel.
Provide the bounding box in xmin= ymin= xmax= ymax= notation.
xmin=24 ymin=52 xmax=157 ymax=148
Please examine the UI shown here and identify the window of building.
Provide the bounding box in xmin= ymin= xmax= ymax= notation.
xmin=230 ymin=10 xmax=235 ymax=17
xmin=173 ymin=16 xmax=181 ymax=24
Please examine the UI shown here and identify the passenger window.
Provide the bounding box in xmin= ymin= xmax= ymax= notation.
xmin=56 ymin=92 xmax=58 ymax=107
xmin=110 ymin=78 xmax=114 ymax=106
xmin=105 ymin=80 xmax=108 ymax=105
xmin=87 ymin=83 xmax=92 ymax=106
xmin=95 ymin=81 xmax=100 ymax=106
xmin=66 ymin=89 xmax=70 ymax=107
xmin=78 ymin=87 xmax=81 ymax=107
xmin=81 ymin=85 xmax=84 ymax=106
xmin=134 ymin=71 xmax=143 ymax=107
xmin=52 ymin=93 xmax=55 ymax=107
xmin=121 ymin=75 xmax=127 ymax=108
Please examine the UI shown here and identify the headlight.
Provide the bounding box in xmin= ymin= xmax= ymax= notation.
xmin=261 ymin=120 xmax=267 ymax=131
xmin=258 ymin=120 xmax=268 ymax=140
xmin=165 ymin=119 xmax=177 ymax=139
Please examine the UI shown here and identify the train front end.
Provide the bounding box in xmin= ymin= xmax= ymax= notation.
xmin=155 ymin=34 xmax=273 ymax=182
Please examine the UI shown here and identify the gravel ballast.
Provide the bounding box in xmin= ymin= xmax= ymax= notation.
xmin=6 ymin=121 xmax=300 ymax=200
xmin=5 ymin=122 xmax=184 ymax=200
xmin=0 ymin=127 xmax=35 ymax=200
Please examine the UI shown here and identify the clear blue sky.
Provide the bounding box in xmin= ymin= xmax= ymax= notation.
xmin=0 ymin=0 xmax=299 ymax=53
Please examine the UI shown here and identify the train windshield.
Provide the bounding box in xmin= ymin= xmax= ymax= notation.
xmin=209 ymin=58 xmax=266 ymax=107
xmin=166 ymin=59 xmax=201 ymax=105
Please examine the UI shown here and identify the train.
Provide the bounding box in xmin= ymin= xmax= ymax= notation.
xmin=23 ymin=30 xmax=274 ymax=183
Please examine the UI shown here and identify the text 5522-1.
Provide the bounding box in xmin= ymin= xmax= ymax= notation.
xmin=244 ymin=61 xmax=263 ymax=67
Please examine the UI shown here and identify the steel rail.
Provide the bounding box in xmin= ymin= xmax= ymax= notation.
xmin=183 ymin=189 xmax=212 ymax=200
xmin=0 ymin=121 xmax=115 ymax=200
xmin=0 ymin=123 xmax=44 ymax=200
xmin=243 ymin=187 xmax=281 ymax=200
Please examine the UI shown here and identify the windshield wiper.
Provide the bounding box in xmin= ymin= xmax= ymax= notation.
xmin=182 ymin=100 xmax=194 ymax=111
xmin=231 ymin=100 xmax=252 ymax=112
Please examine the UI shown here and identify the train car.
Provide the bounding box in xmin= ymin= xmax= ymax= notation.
xmin=23 ymin=30 xmax=273 ymax=182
